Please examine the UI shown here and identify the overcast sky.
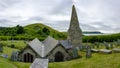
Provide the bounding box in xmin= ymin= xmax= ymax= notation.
xmin=0 ymin=0 xmax=120 ymax=33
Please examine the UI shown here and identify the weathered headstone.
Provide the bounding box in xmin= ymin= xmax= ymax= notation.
xmin=91 ymin=46 xmax=95 ymax=49
xmin=11 ymin=51 xmax=19 ymax=61
xmin=86 ymin=45 xmax=92 ymax=58
xmin=73 ymin=47 xmax=79 ymax=58
xmin=91 ymin=49 xmax=99 ymax=53
xmin=99 ymin=49 xmax=112 ymax=54
xmin=94 ymin=42 xmax=99 ymax=48
xmin=79 ymin=45 xmax=83 ymax=51
xmin=113 ymin=48 xmax=120 ymax=53
xmin=103 ymin=42 xmax=109 ymax=49
xmin=1 ymin=54 xmax=8 ymax=58
xmin=30 ymin=58 xmax=48 ymax=68
xmin=109 ymin=43 xmax=113 ymax=49
xmin=117 ymin=39 xmax=120 ymax=46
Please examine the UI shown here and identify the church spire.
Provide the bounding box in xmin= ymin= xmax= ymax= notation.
xmin=68 ymin=5 xmax=82 ymax=48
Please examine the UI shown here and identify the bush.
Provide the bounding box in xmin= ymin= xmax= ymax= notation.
xmin=11 ymin=44 xmax=15 ymax=48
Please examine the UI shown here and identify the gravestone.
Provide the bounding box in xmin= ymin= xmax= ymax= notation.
xmin=73 ymin=47 xmax=79 ymax=58
xmin=109 ymin=43 xmax=113 ymax=49
xmin=86 ymin=45 xmax=92 ymax=58
xmin=30 ymin=58 xmax=48 ymax=68
xmin=1 ymin=54 xmax=8 ymax=58
xmin=113 ymin=48 xmax=120 ymax=53
xmin=11 ymin=51 xmax=19 ymax=61
xmin=94 ymin=42 xmax=99 ymax=48
xmin=79 ymin=45 xmax=83 ymax=51
xmin=99 ymin=49 xmax=112 ymax=54
xmin=113 ymin=40 xmax=117 ymax=46
xmin=91 ymin=46 xmax=95 ymax=49
xmin=0 ymin=43 xmax=3 ymax=52
xmin=117 ymin=39 xmax=120 ymax=46
xmin=91 ymin=49 xmax=99 ymax=53
xmin=103 ymin=42 xmax=109 ymax=49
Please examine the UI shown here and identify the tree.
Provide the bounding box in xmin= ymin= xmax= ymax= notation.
xmin=16 ymin=25 xmax=25 ymax=34
xmin=42 ymin=27 xmax=50 ymax=35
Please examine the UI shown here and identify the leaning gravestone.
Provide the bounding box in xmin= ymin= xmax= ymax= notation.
xmin=11 ymin=51 xmax=19 ymax=61
xmin=86 ymin=45 xmax=92 ymax=58
xmin=30 ymin=58 xmax=48 ymax=68
xmin=103 ymin=42 xmax=109 ymax=49
xmin=109 ymin=43 xmax=113 ymax=49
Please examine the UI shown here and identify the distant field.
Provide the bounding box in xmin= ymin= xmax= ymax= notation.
xmin=0 ymin=40 xmax=27 ymax=49
xmin=0 ymin=46 xmax=120 ymax=68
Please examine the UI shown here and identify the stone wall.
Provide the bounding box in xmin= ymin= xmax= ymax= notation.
xmin=19 ymin=46 xmax=39 ymax=62
xmin=47 ymin=45 xmax=71 ymax=62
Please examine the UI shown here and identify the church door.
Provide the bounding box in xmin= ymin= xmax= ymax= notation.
xmin=23 ymin=53 xmax=34 ymax=62
xmin=55 ymin=51 xmax=64 ymax=62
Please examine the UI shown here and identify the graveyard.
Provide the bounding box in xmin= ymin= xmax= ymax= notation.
xmin=0 ymin=40 xmax=120 ymax=68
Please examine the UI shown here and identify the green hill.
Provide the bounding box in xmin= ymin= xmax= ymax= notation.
xmin=0 ymin=23 xmax=67 ymax=40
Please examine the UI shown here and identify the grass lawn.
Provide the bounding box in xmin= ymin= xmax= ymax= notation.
xmin=0 ymin=41 xmax=120 ymax=68
xmin=0 ymin=40 xmax=27 ymax=49
xmin=0 ymin=47 xmax=120 ymax=68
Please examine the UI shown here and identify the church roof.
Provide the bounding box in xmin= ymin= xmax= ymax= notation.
xmin=28 ymin=38 xmax=44 ymax=57
xmin=59 ymin=40 xmax=72 ymax=49
xmin=43 ymin=36 xmax=59 ymax=57
xmin=28 ymin=36 xmax=59 ymax=57
xmin=30 ymin=58 xmax=48 ymax=68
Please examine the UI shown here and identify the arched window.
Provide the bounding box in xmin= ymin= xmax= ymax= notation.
xmin=55 ymin=51 xmax=64 ymax=62
xmin=23 ymin=53 xmax=34 ymax=62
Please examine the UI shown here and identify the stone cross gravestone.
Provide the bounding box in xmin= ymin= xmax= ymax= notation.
xmin=30 ymin=58 xmax=49 ymax=68
xmin=86 ymin=45 xmax=92 ymax=58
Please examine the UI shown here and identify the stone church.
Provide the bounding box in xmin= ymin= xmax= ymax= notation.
xmin=18 ymin=5 xmax=82 ymax=62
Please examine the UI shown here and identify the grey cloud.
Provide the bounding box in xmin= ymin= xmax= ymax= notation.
xmin=49 ymin=0 xmax=72 ymax=15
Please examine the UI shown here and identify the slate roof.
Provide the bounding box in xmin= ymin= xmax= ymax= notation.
xmin=28 ymin=36 xmax=59 ymax=57
xmin=59 ymin=40 xmax=72 ymax=49
xmin=43 ymin=36 xmax=59 ymax=57
xmin=28 ymin=36 xmax=72 ymax=58
xmin=28 ymin=38 xmax=44 ymax=57
xmin=30 ymin=58 xmax=48 ymax=68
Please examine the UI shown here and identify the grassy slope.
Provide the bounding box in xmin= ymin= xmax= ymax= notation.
xmin=0 ymin=23 xmax=67 ymax=40
xmin=23 ymin=23 xmax=67 ymax=40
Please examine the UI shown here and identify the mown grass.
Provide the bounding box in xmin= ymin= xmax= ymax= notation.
xmin=49 ymin=52 xmax=120 ymax=68
xmin=0 ymin=41 xmax=120 ymax=68
xmin=0 ymin=46 xmax=120 ymax=68
xmin=0 ymin=40 xmax=27 ymax=49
